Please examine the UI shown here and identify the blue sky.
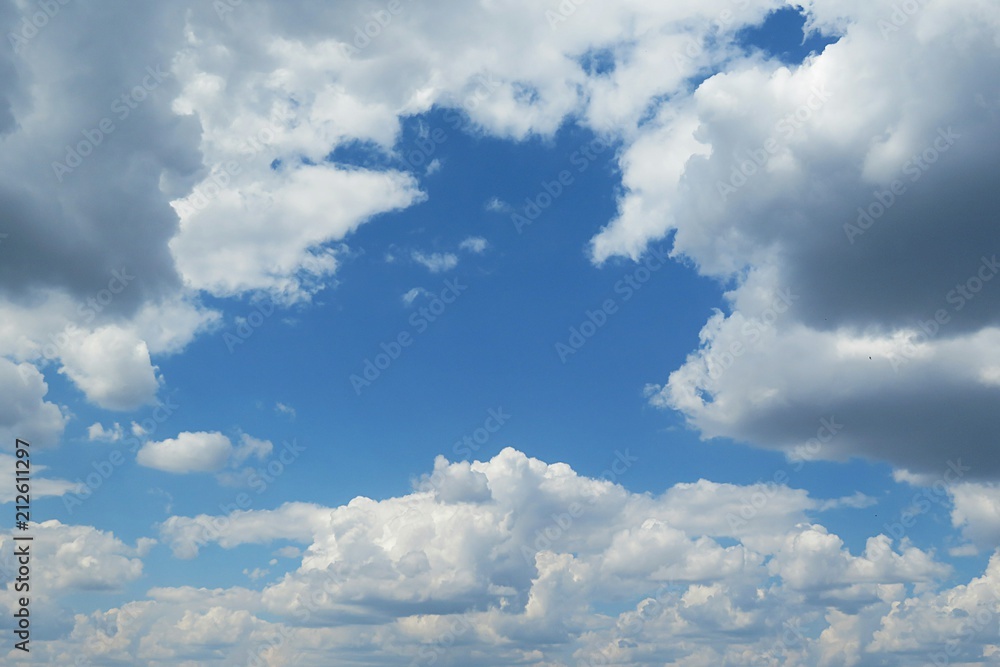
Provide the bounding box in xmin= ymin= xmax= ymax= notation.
xmin=1 ymin=1 xmax=999 ymax=665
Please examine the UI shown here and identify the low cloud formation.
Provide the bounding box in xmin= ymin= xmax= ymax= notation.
xmin=5 ymin=449 xmax=992 ymax=665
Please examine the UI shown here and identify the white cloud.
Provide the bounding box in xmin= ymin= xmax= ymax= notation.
xmin=647 ymin=277 xmax=1000 ymax=477
xmin=767 ymin=526 xmax=948 ymax=595
xmin=949 ymin=482 xmax=1000 ymax=553
xmin=9 ymin=448 xmax=981 ymax=665
xmin=170 ymin=164 xmax=425 ymax=302
xmin=137 ymin=430 xmax=276 ymax=476
xmin=163 ymin=30 xmax=431 ymax=303
xmin=401 ymin=287 xmax=429 ymax=305
xmin=137 ymin=431 xmax=234 ymax=474
xmin=244 ymin=567 xmax=270 ymax=581
xmin=159 ymin=501 xmax=328 ymax=559
xmin=485 ymin=197 xmax=510 ymax=213
xmin=57 ymin=326 xmax=161 ymax=411
xmin=0 ymin=521 xmax=151 ymax=593
xmin=87 ymin=422 xmax=123 ymax=442
xmin=231 ymin=433 xmax=274 ymax=467
xmin=0 ymin=454 xmax=82 ymax=504
xmin=160 ymin=450 xmax=943 ymax=626
xmin=46 ymin=589 xmax=265 ymax=665
xmin=868 ymin=552 xmax=1000 ymax=658
xmin=817 ymin=491 xmax=878 ymax=511
xmin=128 ymin=296 xmax=222 ymax=356
xmin=459 ymin=236 xmax=488 ymax=254
xmin=0 ymin=359 xmax=66 ymax=449
xmin=0 ymin=0 xmax=830 ymax=427
xmin=411 ymin=250 xmax=459 ymax=273
xmin=0 ymin=295 xmax=218 ymax=413
xmin=592 ymin=1 xmax=1000 ymax=479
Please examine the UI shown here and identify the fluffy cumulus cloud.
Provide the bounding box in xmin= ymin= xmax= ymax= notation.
xmin=0 ymin=358 xmax=65 ymax=449
xmin=136 ymin=431 xmax=233 ymax=473
xmin=162 ymin=8 xmax=435 ymax=301
xmin=949 ymin=482 xmax=1000 ymax=553
xmin=0 ymin=291 xmax=217 ymax=411
xmin=0 ymin=520 xmax=153 ymax=655
xmin=8 ymin=449 xmax=998 ymax=665
xmin=0 ymin=521 xmax=153 ymax=592
xmin=137 ymin=431 xmax=272 ymax=474
xmin=620 ymin=0 xmax=1000 ymax=480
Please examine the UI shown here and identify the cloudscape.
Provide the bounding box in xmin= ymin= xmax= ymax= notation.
xmin=1 ymin=0 xmax=999 ymax=664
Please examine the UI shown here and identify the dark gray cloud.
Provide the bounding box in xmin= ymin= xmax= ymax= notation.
xmin=0 ymin=0 xmax=200 ymax=316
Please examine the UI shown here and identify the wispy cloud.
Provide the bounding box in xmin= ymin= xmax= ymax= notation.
xmin=88 ymin=422 xmax=123 ymax=442
xmin=411 ymin=250 xmax=459 ymax=273
xmin=402 ymin=287 xmax=430 ymax=305
xmin=485 ymin=197 xmax=510 ymax=213
xmin=459 ymin=236 xmax=488 ymax=253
